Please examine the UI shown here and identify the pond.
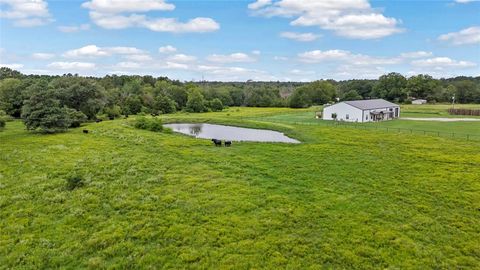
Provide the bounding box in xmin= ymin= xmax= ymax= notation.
xmin=164 ymin=123 xmax=300 ymax=143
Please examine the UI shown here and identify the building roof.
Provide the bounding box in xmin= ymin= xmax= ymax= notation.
xmin=344 ymin=99 xmax=399 ymax=110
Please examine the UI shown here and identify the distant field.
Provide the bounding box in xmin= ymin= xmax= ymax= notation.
xmin=400 ymin=104 xmax=480 ymax=118
xmin=253 ymin=104 xmax=480 ymax=140
xmin=1 ymin=107 xmax=479 ymax=269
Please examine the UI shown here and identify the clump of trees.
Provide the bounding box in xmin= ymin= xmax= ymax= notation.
xmin=0 ymin=67 xmax=479 ymax=133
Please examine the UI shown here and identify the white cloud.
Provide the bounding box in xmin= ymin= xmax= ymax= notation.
xmin=0 ymin=63 xmax=24 ymax=69
xmin=298 ymin=49 xmax=402 ymax=65
xmin=141 ymin=17 xmax=220 ymax=33
xmin=47 ymin=61 xmax=96 ymax=70
xmin=114 ymin=61 xmax=142 ymax=69
xmin=167 ymin=54 xmax=197 ymax=63
xmin=164 ymin=62 xmax=189 ymax=70
xmin=252 ymin=50 xmax=261 ymax=55
xmin=298 ymin=50 xmax=350 ymax=63
xmin=280 ymin=32 xmax=320 ymax=42
xmin=289 ymin=69 xmax=315 ymax=75
xmin=159 ymin=45 xmax=177 ymax=53
xmin=81 ymin=0 xmax=174 ymax=13
xmin=438 ymin=26 xmax=480 ymax=46
xmin=206 ymin=53 xmax=256 ymax=63
xmin=58 ymin=24 xmax=90 ymax=33
xmin=0 ymin=0 xmax=53 ymax=27
xmin=82 ymin=0 xmax=220 ymax=33
xmin=400 ymin=51 xmax=433 ymax=58
xmin=249 ymin=0 xmax=403 ymax=39
xmin=454 ymin=0 xmax=478 ymax=3
xmin=123 ymin=54 xmax=153 ymax=62
xmin=32 ymin=53 xmax=55 ymax=60
xmin=63 ymin=45 xmax=144 ymax=58
xmin=248 ymin=0 xmax=272 ymax=10
xmin=411 ymin=57 xmax=476 ymax=69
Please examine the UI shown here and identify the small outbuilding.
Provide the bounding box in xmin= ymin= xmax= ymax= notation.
xmin=412 ymin=99 xmax=427 ymax=105
xmin=323 ymin=99 xmax=400 ymax=123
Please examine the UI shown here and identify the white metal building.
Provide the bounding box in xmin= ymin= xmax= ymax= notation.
xmin=322 ymin=99 xmax=400 ymax=123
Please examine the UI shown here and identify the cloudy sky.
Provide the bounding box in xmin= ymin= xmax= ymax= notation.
xmin=0 ymin=0 xmax=479 ymax=81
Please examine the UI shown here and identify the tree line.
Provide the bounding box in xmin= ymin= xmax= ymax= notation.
xmin=0 ymin=67 xmax=479 ymax=132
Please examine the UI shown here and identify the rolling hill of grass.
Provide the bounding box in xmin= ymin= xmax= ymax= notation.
xmin=1 ymin=107 xmax=479 ymax=269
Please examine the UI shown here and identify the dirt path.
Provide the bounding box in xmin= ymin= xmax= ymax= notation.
xmin=401 ymin=117 xmax=480 ymax=122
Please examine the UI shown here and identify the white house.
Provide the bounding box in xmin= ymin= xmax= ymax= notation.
xmin=412 ymin=99 xmax=427 ymax=105
xmin=323 ymin=99 xmax=400 ymax=123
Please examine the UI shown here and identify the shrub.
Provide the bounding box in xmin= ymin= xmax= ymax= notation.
xmin=66 ymin=175 xmax=84 ymax=190
xmin=0 ymin=118 xmax=5 ymax=129
xmin=66 ymin=108 xmax=87 ymax=128
xmin=134 ymin=117 xmax=164 ymax=132
xmin=148 ymin=118 xmax=163 ymax=132
xmin=134 ymin=117 xmax=149 ymax=129
xmin=103 ymin=105 xmax=122 ymax=119
xmin=208 ymin=98 xmax=224 ymax=112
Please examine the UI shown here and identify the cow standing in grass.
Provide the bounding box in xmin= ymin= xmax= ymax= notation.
xmin=211 ymin=139 xmax=222 ymax=146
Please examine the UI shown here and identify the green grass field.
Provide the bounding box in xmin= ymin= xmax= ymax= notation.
xmin=1 ymin=106 xmax=479 ymax=269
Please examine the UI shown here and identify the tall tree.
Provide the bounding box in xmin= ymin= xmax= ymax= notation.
xmin=186 ymin=88 xmax=207 ymax=113
xmin=22 ymin=90 xmax=72 ymax=133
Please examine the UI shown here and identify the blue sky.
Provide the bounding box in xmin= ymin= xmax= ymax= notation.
xmin=0 ymin=0 xmax=479 ymax=81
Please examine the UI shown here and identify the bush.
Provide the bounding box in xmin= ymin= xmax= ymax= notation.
xmin=134 ymin=117 xmax=149 ymax=129
xmin=66 ymin=175 xmax=84 ymax=190
xmin=103 ymin=105 xmax=122 ymax=119
xmin=0 ymin=118 xmax=5 ymax=129
xmin=134 ymin=117 xmax=164 ymax=132
xmin=66 ymin=108 xmax=87 ymax=128
xmin=208 ymin=98 xmax=224 ymax=112
xmin=148 ymin=118 xmax=163 ymax=132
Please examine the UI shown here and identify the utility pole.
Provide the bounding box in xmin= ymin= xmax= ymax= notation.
xmin=452 ymin=95 xmax=455 ymax=109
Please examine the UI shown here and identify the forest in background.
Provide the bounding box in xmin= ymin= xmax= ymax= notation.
xmin=0 ymin=67 xmax=479 ymax=132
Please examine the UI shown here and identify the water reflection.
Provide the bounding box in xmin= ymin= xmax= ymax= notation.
xmin=189 ymin=125 xmax=202 ymax=136
xmin=164 ymin=123 xmax=300 ymax=143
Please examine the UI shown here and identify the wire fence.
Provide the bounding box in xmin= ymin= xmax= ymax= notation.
xmin=247 ymin=117 xmax=480 ymax=142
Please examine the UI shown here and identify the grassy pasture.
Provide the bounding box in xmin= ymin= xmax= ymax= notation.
xmin=0 ymin=106 xmax=479 ymax=269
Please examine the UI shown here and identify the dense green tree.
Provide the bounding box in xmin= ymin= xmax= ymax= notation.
xmin=153 ymin=94 xmax=177 ymax=114
xmin=103 ymin=105 xmax=122 ymax=119
xmin=0 ymin=78 xmax=24 ymax=117
xmin=208 ymin=98 xmax=224 ymax=112
xmin=406 ymin=74 xmax=439 ymax=100
xmin=186 ymin=89 xmax=207 ymax=113
xmin=51 ymin=77 xmax=105 ymax=119
xmin=66 ymin=108 xmax=87 ymax=128
xmin=342 ymin=90 xmax=363 ymax=101
xmin=0 ymin=67 xmax=23 ymax=79
xmin=373 ymin=73 xmax=407 ymax=101
xmin=288 ymin=88 xmax=310 ymax=108
xmin=122 ymin=96 xmax=143 ymax=115
xmin=22 ymin=90 xmax=72 ymax=133
xmin=454 ymin=80 xmax=480 ymax=103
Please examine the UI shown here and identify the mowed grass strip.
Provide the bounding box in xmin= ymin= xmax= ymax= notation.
xmin=0 ymin=108 xmax=479 ymax=269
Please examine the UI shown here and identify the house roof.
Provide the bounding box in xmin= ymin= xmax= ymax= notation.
xmin=344 ymin=99 xmax=399 ymax=110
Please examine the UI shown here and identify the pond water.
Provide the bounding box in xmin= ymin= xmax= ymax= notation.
xmin=164 ymin=123 xmax=300 ymax=143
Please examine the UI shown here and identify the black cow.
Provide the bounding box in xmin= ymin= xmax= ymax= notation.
xmin=211 ymin=139 xmax=222 ymax=147
xmin=83 ymin=129 xmax=89 ymax=134
xmin=95 ymin=119 xmax=102 ymax=123
xmin=225 ymin=141 xmax=232 ymax=147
